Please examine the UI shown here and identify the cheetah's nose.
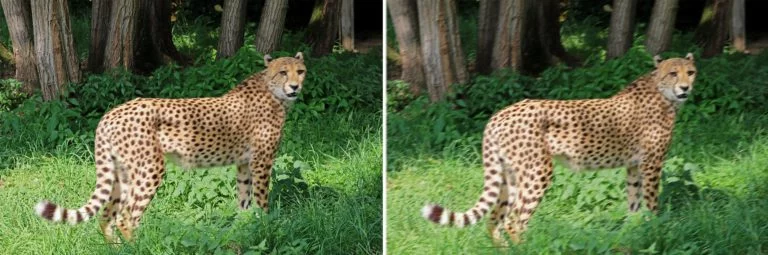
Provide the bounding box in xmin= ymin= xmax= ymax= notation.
xmin=289 ymin=84 xmax=299 ymax=91
xmin=679 ymin=85 xmax=689 ymax=92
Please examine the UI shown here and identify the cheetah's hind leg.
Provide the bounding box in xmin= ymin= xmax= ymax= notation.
xmin=100 ymin=172 xmax=123 ymax=245
xmin=124 ymin=143 xmax=166 ymax=241
xmin=487 ymin=172 xmax=510 ymax=247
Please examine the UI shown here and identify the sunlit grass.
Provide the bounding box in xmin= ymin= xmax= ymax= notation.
xmin=387 ymin=130 xmax=768 ymax=254
xmin=0 ymin=113 xmax=382 ymax=254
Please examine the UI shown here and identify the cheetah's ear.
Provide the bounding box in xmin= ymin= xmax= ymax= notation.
xmin=653 ymin=55 xmax=663 ymax=68
xmin=685 ymin=52 xmax=694 ymax=62
xmin=294 ymin=52 xmax=304 ymax=61
xmin=264 ymin=54 xmax=273 ymax=67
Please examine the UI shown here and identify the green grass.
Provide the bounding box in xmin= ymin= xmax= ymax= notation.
xmin=387 ymin=112 xmax=768 ymax=254
xmin=0 ymin=111 xmax=382 ymax=254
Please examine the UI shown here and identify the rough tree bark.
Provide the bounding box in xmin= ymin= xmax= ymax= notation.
xmin=488 ymin=0 xmax=578 ymax=74
xmin=254 ymin=0 xmax=289 ymax=54
xmin=388 ymin=0 xmax=425 ymax=95
xmin=340 ymin=0 xmax=354 ymax=51
xmin=538 ymin=0 xmax=580 ymax=67
xmin=475 ymin=0 xmax=499 ymax=75
xmin=217 ymin=0 xmax=248 ymax=59
xmin=136 ymin=0 xmax=189 ymax=71
xmin=645 ymin=0 xmax=679 ymax=55
xmin=102 ymin=0 xmax=141 ymax=71
xmin=305 ymin=0 xmax=341 ymax=56
xmin=87 ymin=0 xmax=111 ymax=73
xmin=492 ymin=0 xmax=526 ymax=71
xmin=695 ymin=0 xmax=732 ymax=58
xmin=731 ymin=0 xmax=746 ymax=52
xmin=417 ymin=0 xmax=467 ymax=102
xmin=90 ymin=0 xmax=187 ymax=73
xmin=607 ymin=0 xmax=638 ymax=59
xmin=519 ymin=0 xmax=551 ymax=73
xmin=1 ymin=0 xmax=39 ymax=94
xmin=30 ymin=0 xmax=81 ymax=101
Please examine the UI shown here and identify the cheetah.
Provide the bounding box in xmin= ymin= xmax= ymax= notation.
xmin=34 ymin=52 xmax=306 ymax=243
xmin=421 ymin=53 xmax=697 ymax=245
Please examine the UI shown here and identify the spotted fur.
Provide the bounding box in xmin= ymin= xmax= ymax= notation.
xmin=34 ymin=52 xmax=306 ymax=243
xmin=422 ymin=53 xmax=697 ymax=245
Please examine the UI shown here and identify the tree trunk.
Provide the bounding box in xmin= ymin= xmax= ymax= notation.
xmin=731 ymin=0 xmax=746 ymax=52
xmin=91 ymin=0 xmax=187 ymax=73
xmin=538 ymin=0 xmax=580 ymax=67
xmin=417 ymin=0 xmax=467 ymax=102
xmin=340 ymin=0 xmax=354 ymax=51
xmin=103 ymin=0 xmax=140 ymax=71
xmin=521 ymin=0 xmax=553 ymax=73
xmin=254 ymin=0 xmax=288 ymax=54
xmin=695 ymin=0 xmax=732 ymax=58
xmin=491 ymin=0 xmax=525 ymax=71
xmin=606 ymin=0 xmax=637 ymax=59
xmin=475 ymin=0 xmax=499 ymax=75
xmin=305 ymin=0 xmax=341 ymax=56
xmin=388 ymin=0 xmax=425 ymax=95
xmin=136 ymin=0 xmax=189 ymax=71
xmin=217 ymin=0 xmax=248 ymax=59
xmin=30 ymin=0 xmax=81 ymax=101
xmin=1 ymin=0 xmax=39 ymax=94
xmin=87 ymin=0 xmax=111 ymax=73
xmin=488 ymin=0 xmax=576 ymax=74
xmin=645 ymin=0 xmax=679 ymax=55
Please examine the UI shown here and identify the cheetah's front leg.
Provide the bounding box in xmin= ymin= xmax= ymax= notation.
xmin=237 ymin=164 xmax=253 ymax=210
xmin=249 ymin=155 xmax=275 ymax=212
xmin=640 ymin=160 xmax=663 ymax=213
xmin=626 ymin=166 xmax=643 ymax=212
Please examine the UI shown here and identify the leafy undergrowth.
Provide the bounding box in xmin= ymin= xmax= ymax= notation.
xmin=387 ymin=132 xmax=768 ymax=254
xmin=0 ymin=125 xmax=381 ymax=254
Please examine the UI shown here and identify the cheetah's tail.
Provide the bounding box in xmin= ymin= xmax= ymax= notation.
xmin=34 ymin=134 xmax=116 ymax=225
xmin=421 ymin=131 xmax=504 ymax=228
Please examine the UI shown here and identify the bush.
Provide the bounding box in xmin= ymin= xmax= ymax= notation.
xmin=0 ymin=45 xmax=382 ymax=152
xmin=387 ymin=47 xmax=768 ymax=165
xmin=0 ymin=79 xmax=26 ymax=111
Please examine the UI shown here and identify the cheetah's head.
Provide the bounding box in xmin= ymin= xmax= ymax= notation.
xmin=653 ymin=53 xmax=696 ymax=104
xmin=264 ymin=52 xmax=306 ymax=101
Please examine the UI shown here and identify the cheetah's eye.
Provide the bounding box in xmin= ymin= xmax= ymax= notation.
xmin=687 ymin=71 xmax=696 ymax=76
xmin=669 ymin=71 xmax=677 ymax=77
xmin=297 ymin=70 xmax=305 ymax=75
xmin=280 ymin=71 xmax=287 ymax=76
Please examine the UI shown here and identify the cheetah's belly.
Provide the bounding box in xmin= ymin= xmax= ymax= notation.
xmin=158 ymin=131 xmax=250 ymax=169
xmin=547 ymin=136 xmax=636 ymax=171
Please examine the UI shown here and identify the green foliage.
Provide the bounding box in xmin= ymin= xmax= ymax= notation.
xmin=0 ymin=9 xmax=9 ymax=49
xmin=0 ymin=79 xmax=25 ymax=111
xmin=0 ymin=44 xmax=381 ymax=149
xmin=269 ymin=155 xmax=311 ymax=203
xmin=388 ymin=137 xmax=768 ymax=254
xmin=0 ymin=127 xmax=382 ymax=254
xmin=388 ymin=48 xmax=768 ymax=164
